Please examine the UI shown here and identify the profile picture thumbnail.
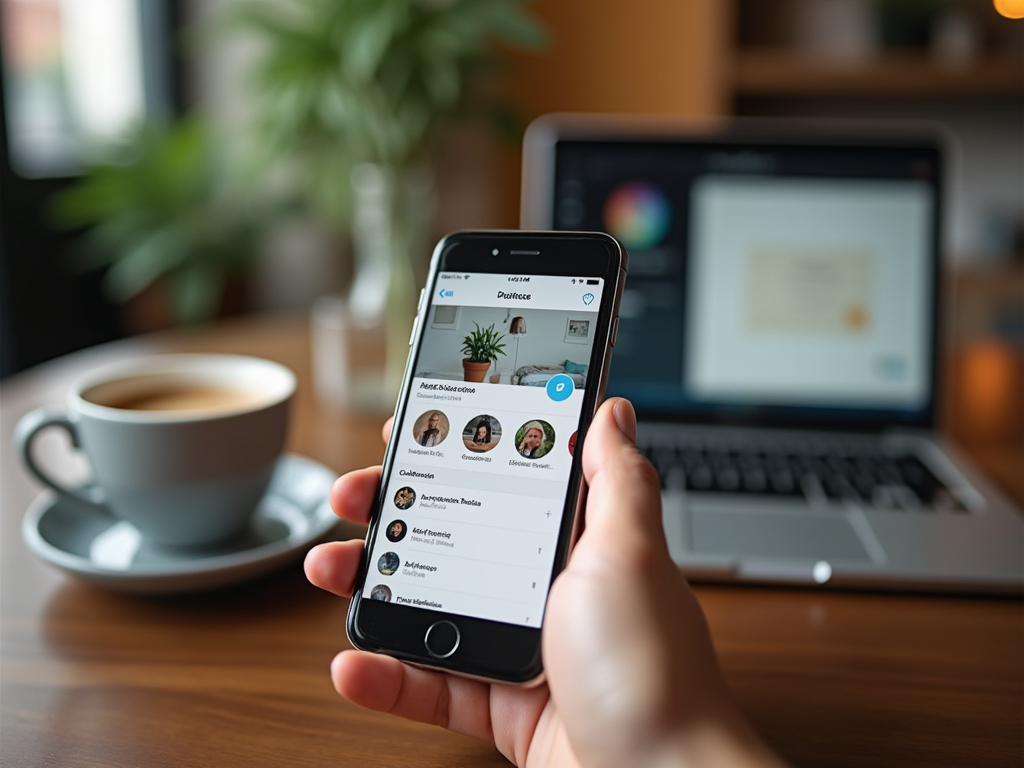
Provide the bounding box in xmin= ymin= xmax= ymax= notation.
xmin=386 ymin=519 xmax=407 ymax=543
xmin=394 ymin=486 xmax=416 ymax=510
xmin=568 ymin=430 xmax=578 ymax=457
xmin=369 ymin=584 xmax=392 ymax=602
xmin=411 ymin=410 xmax=449 ymax=447
xmin=516 ymin=419 xmax=555 ymax=460
xmin=463 ymin=414 xmax=502 ymax=453
xmin=377 ymin=551 xmax=400 ymax=576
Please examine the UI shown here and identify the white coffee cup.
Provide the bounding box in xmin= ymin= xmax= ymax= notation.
xmin=16 ymin=354 xmax=296 ymax=548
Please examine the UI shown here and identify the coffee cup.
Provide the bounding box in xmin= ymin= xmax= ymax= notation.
xmin=15 ymin=354 xmax=296 ymax=549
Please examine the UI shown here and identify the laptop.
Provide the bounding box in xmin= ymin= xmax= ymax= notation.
xmin=521 ymin=114 xmax=1024 ymax=594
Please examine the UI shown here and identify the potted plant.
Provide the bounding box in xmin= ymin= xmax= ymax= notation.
xmin=461 ymin=322 xmax=506 ymax=382
xmin=223 ymin=0 xmax=545 ymax=228
xmin=222 ymin=0 xmax=545 ymax=403
xmin=50 ymin=119 xmax=275 ymax=328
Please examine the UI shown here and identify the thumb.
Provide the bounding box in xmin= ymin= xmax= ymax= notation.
xmin=580 ymin=398 xmax=667 ymax=549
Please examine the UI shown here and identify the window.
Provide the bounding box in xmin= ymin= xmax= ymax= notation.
xmin=2 ymin=0 xmax=171 ymax=177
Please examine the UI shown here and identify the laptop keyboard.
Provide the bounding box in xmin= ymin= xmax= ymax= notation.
xmin=640 ymin=440 xmax=966 ymax=512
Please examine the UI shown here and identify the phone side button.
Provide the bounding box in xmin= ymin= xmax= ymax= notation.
xmin=408 ymin=315 xmax=420 ymax=346
xmin=424 ymin=620 xmax=460 ymax=658
xmin=610 ymin=316 xmax=620 ymax=347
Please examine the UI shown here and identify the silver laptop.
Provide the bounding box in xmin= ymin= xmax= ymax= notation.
xmin=522 ymin=114 xmax=1024 ymax=594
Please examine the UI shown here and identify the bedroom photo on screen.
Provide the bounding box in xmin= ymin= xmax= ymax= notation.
xmin=414 ymin=305 xmax=596 ymax=388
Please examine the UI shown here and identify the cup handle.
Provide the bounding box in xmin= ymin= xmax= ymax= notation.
xmin=15 ymin=409 xmax=105 ymax=508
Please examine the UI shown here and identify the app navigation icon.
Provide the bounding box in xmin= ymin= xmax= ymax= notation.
xmin=582 ymin=292 xmax=595 ymax=305
xmin=546 ymin=373 xmax=574 ymax=402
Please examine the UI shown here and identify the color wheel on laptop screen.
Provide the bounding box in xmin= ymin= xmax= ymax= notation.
xmin=602 ymin=181 xmax=672 ymax=251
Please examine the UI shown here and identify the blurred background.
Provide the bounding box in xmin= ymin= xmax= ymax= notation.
xmin=1 ymin=0 xmax=1021 ymax=489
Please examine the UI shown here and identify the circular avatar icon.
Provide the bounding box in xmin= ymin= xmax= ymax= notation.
xmin=463 ymin=414 xmax=502 ymax=453
xmin=369 ymin=584 xmax=392 ymax=602
xmin=411 ymin=410 xmax=449 ymax=447
xmin=393 ymin=486 xmax=416 ymax=510
xmin=515 ymin=419 xmax=555 ymax=460
xmin=602 ymin=181 xmax=672 ymax=251
xmin=385 ymin=519 xmax=407 ymax=543
xmin=568 ymin=430 xmax=578 ymax=457
xmin=377 ymin=552 xmax=400 ymax=576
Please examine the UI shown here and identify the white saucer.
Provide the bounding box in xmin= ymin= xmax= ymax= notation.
xmin=22 ymin=454 xmax=347 ymax=594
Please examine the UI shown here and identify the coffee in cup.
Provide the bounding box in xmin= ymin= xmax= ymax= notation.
xmin=16 ymin=354 xmax=296 ymax=548
xmin=94 ymin=384 xmax=268 ymax=413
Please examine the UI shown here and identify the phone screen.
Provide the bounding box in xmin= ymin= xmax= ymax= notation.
xmin=362 ymin=271 xmax=604 ymax=627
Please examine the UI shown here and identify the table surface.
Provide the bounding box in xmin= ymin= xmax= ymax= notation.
xmin=2 ymin=314 xmax=1022 ymax=768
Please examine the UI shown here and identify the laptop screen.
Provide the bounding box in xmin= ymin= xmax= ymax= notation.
xmin=541 ymin=133 xmax=943 ymax=430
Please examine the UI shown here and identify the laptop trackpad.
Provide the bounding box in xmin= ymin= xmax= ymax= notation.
xmin=689 ymin=510 xmax=874 ymax=563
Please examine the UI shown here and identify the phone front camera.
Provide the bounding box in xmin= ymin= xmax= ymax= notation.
xmin=491 ymin=248 xmax=499 ymax=256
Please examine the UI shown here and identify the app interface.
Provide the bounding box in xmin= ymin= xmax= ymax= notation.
xmin=364 ymin=272 xmax=604 ymax=627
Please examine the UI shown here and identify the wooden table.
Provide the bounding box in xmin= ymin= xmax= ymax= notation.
xmin=2 ymin=314 xmax=1021 ymax=767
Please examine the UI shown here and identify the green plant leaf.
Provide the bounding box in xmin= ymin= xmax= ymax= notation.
xmin=167 ymin=263 xmax=223 ymax=325
xmin=461 ymin=321 xmax=507 ymax=363
xmin=77 ymin=215 xmax=154 ymax=270
xmin=219 ymin=0 xmax=547 ymax=223
xmin=343 ymin=0 xmax=407 ymax=81
xmin=103 ymin=225 xmax=190 ymax=302
xmin=49 ymin=117 xmax=277 ymax=321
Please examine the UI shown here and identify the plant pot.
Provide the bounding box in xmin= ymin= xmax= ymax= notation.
xmin=462 ymin=360 xmax=491 ymax=383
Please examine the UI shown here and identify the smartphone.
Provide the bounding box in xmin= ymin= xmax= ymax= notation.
xmin=346 ymin=230 xmax=627 ymax=685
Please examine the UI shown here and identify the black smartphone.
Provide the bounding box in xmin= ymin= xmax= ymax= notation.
xmin=346 ymin=230 xmax=627 ymax=684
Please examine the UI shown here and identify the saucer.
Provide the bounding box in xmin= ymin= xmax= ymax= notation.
xmin=22 ymin=454 xmax=352 ymax=594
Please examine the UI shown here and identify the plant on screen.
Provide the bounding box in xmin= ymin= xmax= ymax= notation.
xmin=461 ymin=323 xmax=507 ymax=364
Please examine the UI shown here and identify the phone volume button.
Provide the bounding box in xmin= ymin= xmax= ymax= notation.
xmin=610 ymin=316 xmax=620 ymax=347
xmin=408 ymin=315 xmax=420 ymax=346
xmin=417 ymin=288 xmax=425 ymax=312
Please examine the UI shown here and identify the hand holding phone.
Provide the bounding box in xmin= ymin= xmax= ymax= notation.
xmin=345 ymin=231 xmax=627 ymax=683
xmin=306 ymin=399 xmax=785 ymax=768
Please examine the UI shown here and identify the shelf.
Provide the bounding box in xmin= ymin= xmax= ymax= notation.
xmin=733 ymin=51 xmax=1024 ymax=96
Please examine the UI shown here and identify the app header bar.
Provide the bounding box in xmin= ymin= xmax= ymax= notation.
xmin=435 ymin=272 xmax=603 ymax=313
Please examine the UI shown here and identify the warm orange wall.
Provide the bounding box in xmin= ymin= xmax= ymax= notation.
xmin=506 ymin=0 xmax=731 ymax=117
xmin=492 ymin=0 xmax=732 ymax=225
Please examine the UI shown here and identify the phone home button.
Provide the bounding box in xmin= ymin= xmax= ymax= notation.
xmin=424 ymin=621 xmax=460 ymax=658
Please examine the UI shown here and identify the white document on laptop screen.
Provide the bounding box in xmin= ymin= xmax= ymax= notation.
xmin=685 ymin=176 xmax=933 ymax=408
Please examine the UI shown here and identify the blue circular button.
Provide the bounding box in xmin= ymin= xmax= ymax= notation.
xmin=546 ymin=374 xmax=575 ymax=402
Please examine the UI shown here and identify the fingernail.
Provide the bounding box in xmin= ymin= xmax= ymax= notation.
xmin=612 ymin=399 xmax=637 ymax=443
